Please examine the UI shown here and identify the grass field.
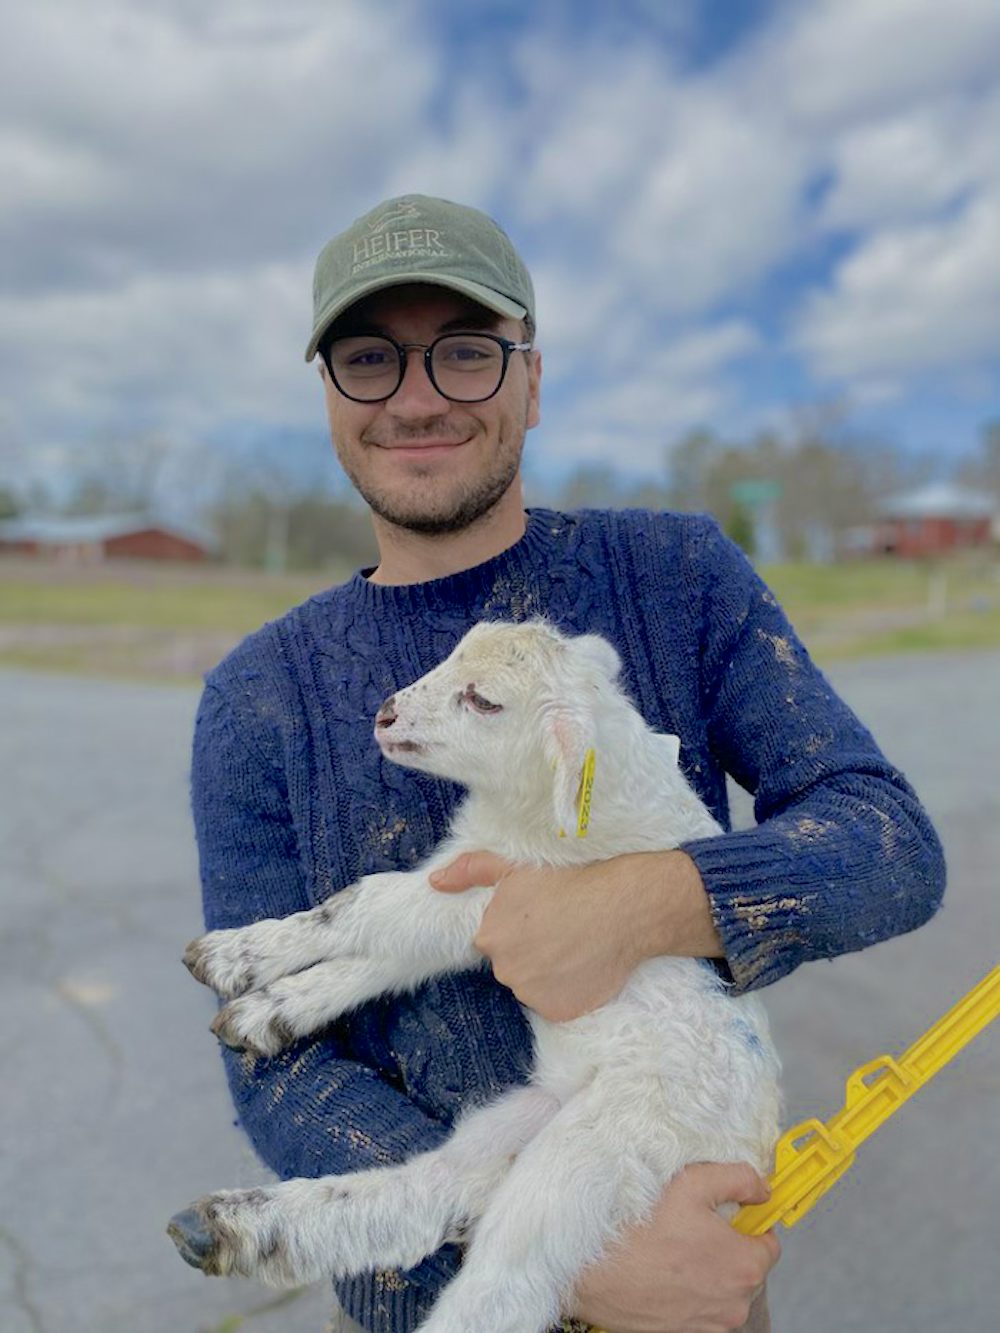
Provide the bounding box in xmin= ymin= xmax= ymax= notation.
xmin=1 ymin=551 xmax=998 ymax=681
xmin=760 ymin=554 xmax=1000 ymax=658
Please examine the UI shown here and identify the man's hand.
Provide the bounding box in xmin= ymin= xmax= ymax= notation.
xmin=571 ymin=1162 xmax=780 ymax=1333
xmin=429 ymin=850 xmax=723 ymax=1022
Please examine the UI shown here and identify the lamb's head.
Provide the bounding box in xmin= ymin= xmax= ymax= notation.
xmin=374 ymin=620 xmax=626 ymax=830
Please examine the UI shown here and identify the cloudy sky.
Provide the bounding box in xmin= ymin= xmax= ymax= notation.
xmin=2 ymin=0 xmax=998 ymax=502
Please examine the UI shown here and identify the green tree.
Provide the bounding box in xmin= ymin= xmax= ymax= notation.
xmin=0 ymin=486 xmax=20 ymax=520
xmin=725 ymin=501 xmax=756 ymax=556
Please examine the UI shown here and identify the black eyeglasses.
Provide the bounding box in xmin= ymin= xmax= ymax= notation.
xmin=321 ymin=331 xmax=532 ymax=404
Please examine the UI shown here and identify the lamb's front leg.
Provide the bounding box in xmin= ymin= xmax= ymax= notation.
xmin=168 ymin=1085 xmax=560 ymax=1286
xmin=209 ymin=879 xmax=499 ymax=1055
xmin=211 ymin=956 xmax=405 ymax=1055
xmin=185 ymin=865 xmax=492 ymax=1000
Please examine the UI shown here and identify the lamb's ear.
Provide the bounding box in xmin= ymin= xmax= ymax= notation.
xmin=570 ymin=634 xmax=621 ymax=683
xmin=542 ymin=703 xmax=596 ymax=836
xmin=655 ymin=733 xmax=682 ymax=769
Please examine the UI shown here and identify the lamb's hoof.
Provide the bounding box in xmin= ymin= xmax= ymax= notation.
xmin=210 ymin=998 xmax=292 ymax=1057
xmin=182 ymin=939 xmax=212 ymax=986
xmin=184 ymin=934 xmax=255 ymax=999
xmin=167 ymin=1208 xmax=218 ymax=1273
xmin=210 ymin=1005 xmax=252 ymax=1052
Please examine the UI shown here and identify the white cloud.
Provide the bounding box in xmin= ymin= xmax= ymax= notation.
xmin=0 ymin=0 xmax=438 ymax=286
xmin=0 ymin=260 xmax=317 ymax=438
xmin=497 ymin=37 xmax=809 ymax=320
xmin=607 ymin=93 xmax=806 ymax=315
xmin=0 ymin=0 xmax=441 ymax=456
xmin=509 ymin=48 xmax=685 ymax=225
xmin=756 ymin=0 xmax=1000 ymax=128
xmin=0 ymin=130 xmax=114 ymax=219
xmin=820 ymin=90 xmax=1000 ymax=229
xmin=794 ymin=190 xmax=1000 ymax=384
xmin=1 ymin=0 xmax=998 ymax=491
xmin=540 ymin=319 xmax=760 ymax=472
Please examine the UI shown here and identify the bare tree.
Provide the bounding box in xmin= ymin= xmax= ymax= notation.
xmin=62 ymin=434 xmax=176 ymax=515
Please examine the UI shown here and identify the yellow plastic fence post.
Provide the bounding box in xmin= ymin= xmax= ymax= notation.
xmin=585 ymin=966 xmax=999 ymax=1333
xmin=733 ymin=964 xmax=1000 ymax=1235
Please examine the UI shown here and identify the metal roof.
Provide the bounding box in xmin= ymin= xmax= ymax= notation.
xmin=0 ymin=512 xmax=218 ymax=551
xmin=879 ymin=483 xmax=995 ymax=521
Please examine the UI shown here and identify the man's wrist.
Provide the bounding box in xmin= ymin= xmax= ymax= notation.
xmin=613 ymin=850 xmax=724 ymax=963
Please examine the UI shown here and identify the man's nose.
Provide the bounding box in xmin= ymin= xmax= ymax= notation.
xmin=387 ymin=349 xmax=449 ymax=416
xmin=375 ymin=697 xmax=397 ymax=729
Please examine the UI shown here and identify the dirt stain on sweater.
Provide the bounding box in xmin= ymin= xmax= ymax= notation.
xmin=757 ymin=628 xmax=797 ymax=668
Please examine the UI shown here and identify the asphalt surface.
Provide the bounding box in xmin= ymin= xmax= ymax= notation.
xmin=1 ymin=652 xmax=997 ymax=1333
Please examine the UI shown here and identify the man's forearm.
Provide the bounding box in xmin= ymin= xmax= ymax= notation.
xmin=432 ymin=850 xmax=724 ymax=1021
xmin=609 ymin=850 xmax=725 ymax=964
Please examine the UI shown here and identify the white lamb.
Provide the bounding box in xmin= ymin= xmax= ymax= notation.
xmin=169 ymin=620 xmax=781 ymax=1333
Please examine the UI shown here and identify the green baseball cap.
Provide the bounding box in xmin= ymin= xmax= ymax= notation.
xmin=305 ymin=194 xmax=535 ymax=362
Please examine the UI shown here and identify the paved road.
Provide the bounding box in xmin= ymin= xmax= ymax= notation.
xmin=1 ymin=654 xmax=997 ymax=1333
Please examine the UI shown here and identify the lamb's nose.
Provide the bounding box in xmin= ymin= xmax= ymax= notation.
xmin=375 ymin=697 xmax=397 ymax=729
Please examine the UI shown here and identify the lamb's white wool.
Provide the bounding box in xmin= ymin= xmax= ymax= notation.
xmin=174 ymin=620 xmax=781 ymax=1333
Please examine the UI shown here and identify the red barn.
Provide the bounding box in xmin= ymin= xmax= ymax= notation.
xmin=876 ymin=484 xmax=995 ymax=558
xmin=0 ymin=514 xmax=217 ymax=563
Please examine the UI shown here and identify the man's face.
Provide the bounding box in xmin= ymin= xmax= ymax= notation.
xmin=319 ymin=285 xmax=541 ymax=536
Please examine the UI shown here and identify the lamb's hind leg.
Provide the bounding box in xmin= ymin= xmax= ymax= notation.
xmin=417 ymin=1084 xmax=673 ymax=1333
xmin=168 ymin=1084 xmax=560 ymax=1287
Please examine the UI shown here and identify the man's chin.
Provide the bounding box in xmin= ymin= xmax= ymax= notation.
xmin=363 ymin=476 xmax=517 ymax=537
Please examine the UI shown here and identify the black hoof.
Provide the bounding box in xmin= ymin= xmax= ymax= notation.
xmin=167 ymin=1207 xmax=217 ymax=1271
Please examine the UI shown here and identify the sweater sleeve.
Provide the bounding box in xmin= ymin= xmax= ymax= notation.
xmin=191 ymin=679 xmax=460 ymax=1328
xmin=678 ymin=519 xmax=946 ymax=993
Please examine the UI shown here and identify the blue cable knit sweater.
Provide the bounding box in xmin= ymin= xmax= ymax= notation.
xmin=191 ymin=507 xmax=945 ymax=1330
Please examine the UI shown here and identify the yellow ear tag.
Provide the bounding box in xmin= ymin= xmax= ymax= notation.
xmin=555 ymin=749 xmax=597 ymax=838
xmin=575 ymin=748 xmax=596 ymax=837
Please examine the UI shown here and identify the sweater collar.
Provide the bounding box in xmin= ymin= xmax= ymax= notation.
xmin=341 ymin=507 xmax=567 ymax=617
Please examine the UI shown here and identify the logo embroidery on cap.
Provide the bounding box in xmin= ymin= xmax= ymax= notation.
xmin=368 ymin=202 xmax=422 ymax=234
xmin=352 ymin=201 xmax=450 ymax=274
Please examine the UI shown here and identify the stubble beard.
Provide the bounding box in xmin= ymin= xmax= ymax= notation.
xmin=337 ymin=413 xmax=527 ymax=537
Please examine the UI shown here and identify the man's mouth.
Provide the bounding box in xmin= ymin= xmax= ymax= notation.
xmin=377 ymin=438 xmax=470 ymax=456
xmin=363 ymin=424 xmax=474 ymax=451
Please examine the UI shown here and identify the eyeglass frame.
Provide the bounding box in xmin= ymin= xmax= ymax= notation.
xmin=319 ymin=330 xmax=534 ymax=404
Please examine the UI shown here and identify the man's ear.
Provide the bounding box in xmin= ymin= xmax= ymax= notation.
xmin=542 ymin=701 xmax=595 ymax=836
xmin=526 ymin=348 xmax=542 ymax=431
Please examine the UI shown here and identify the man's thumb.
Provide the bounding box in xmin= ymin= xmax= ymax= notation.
xmin=429 ymin=852 xmax=513 ymax=892
xmin=696 ymin=1161 xmax=772 ymax=1209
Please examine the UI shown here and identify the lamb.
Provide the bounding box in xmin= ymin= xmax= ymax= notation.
xmin=169 ymin=619 xmax=781 ymax=1333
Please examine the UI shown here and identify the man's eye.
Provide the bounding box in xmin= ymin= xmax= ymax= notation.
xmin=438 ymin=339 xmax=500 ymax=367
xmin=447 ymin=344 xmax=490 ymax=361
xmin=348 ymin=347 xmax=393 ymax=368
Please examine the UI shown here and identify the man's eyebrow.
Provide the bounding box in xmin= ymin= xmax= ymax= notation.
xmin=330 ymin=322 xmax=388 ymax=339
xmin=327 ymin=309 xmax=502 ymax=341
xmin=437 ymin=310 xmax=502 ymax=333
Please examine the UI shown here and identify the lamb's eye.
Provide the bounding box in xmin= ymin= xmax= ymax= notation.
xmin=461 ymin=685 xmax=503 ymax=714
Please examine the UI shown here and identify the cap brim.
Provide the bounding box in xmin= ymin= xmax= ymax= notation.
xmin=305 ymin=273 xmax=527 ymax=361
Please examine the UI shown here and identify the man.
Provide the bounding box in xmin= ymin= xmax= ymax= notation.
xmin=191 ymin=194 xmax=945 ymax=1333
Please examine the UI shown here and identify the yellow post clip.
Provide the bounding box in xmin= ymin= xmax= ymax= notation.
xmin=733 ymin=963 xmax=1000 ymax=1235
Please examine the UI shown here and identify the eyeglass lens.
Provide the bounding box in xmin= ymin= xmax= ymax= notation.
xmin=327 ymin=334 xmax=508 ymax=402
